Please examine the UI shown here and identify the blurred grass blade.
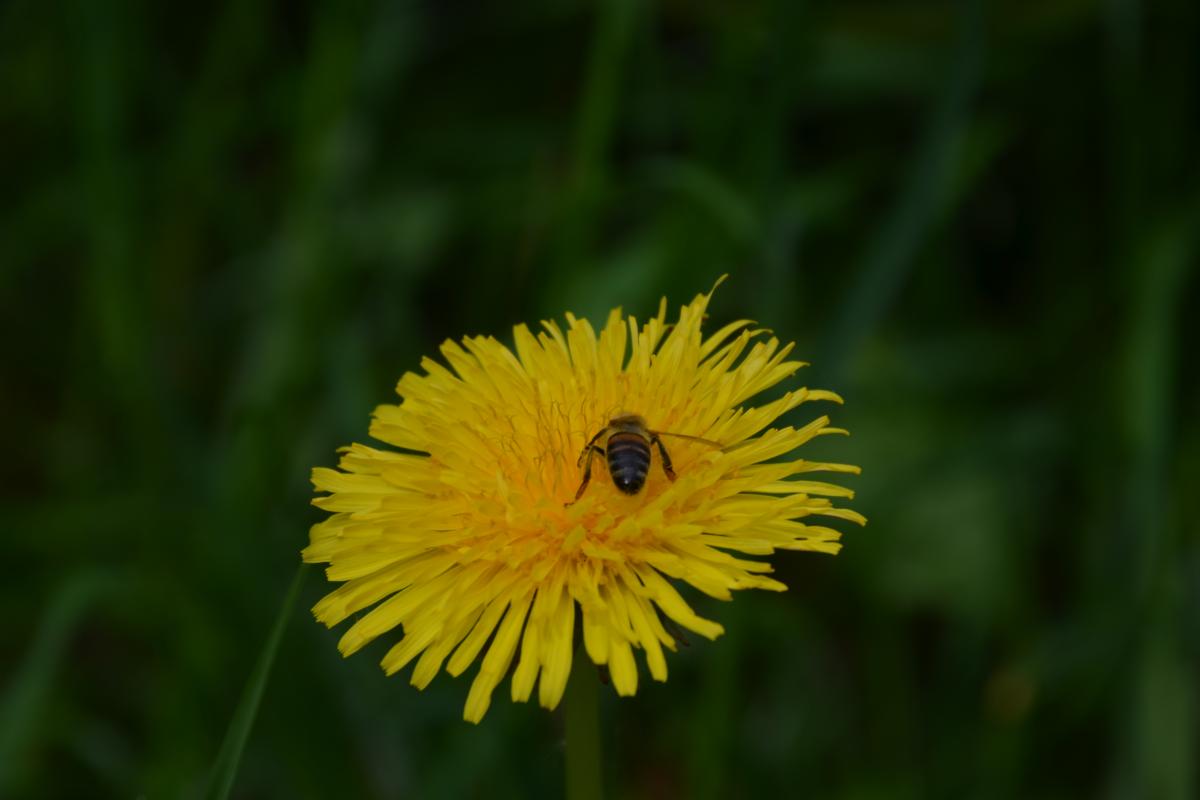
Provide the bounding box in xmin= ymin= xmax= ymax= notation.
xmin=643 ymin=158 xmax=762 ymax=246
xmin=0 ymin=572 xmax=111 ymax=794
xmin=1122 ymin=205 xmax=1199 ymax=800
xmin=205 ymin=565 xmax=307 ymax=800
xmin=544 ymin=0 xmax=636 ymax=305
xmin=818 ymin=0 xmax=984 ymax=379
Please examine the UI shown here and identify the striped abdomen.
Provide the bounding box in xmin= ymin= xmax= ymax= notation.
xmin=606 ymin=432 xmax=651 ymax=494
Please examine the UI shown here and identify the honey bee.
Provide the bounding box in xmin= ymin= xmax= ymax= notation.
xmin=569 ymin=414 xmax=722 ymax=503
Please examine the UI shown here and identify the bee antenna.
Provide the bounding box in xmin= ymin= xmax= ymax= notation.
xmin=651 ymin=430 xmax=723 ymax=449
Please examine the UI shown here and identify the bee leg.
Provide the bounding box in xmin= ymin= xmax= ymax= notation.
xmin=577 ymin=428 xmax=609 ymax=467
xmin=567 ymin=445 xmax=605 ymax=505
xmin=651 ymin=434 xmax=676 ymax=481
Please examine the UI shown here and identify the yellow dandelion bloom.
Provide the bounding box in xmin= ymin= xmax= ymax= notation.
xmin=303 ymin=283 xmax=864 ymax=723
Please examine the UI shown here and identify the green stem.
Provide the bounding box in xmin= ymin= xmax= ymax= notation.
xmin=565 ymin=652 xmax=603 ymax=800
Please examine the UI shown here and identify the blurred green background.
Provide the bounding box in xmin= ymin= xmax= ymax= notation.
xmin=3 ymin=0 xmax=1198 ymax=797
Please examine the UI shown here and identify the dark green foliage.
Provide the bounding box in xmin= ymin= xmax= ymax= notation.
xmin=2 ymin=0 xmax=1197 ymax=797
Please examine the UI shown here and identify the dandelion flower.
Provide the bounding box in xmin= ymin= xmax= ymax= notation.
xmin=303 ymin=284 xmax=864 ymax=723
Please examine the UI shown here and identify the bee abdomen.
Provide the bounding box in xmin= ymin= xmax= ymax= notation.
xmin=606 ymin=432 xmax=651 ymax=494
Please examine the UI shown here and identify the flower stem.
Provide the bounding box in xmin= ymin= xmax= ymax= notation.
xmin=565 ymin=652 xmax=603 ymax=800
